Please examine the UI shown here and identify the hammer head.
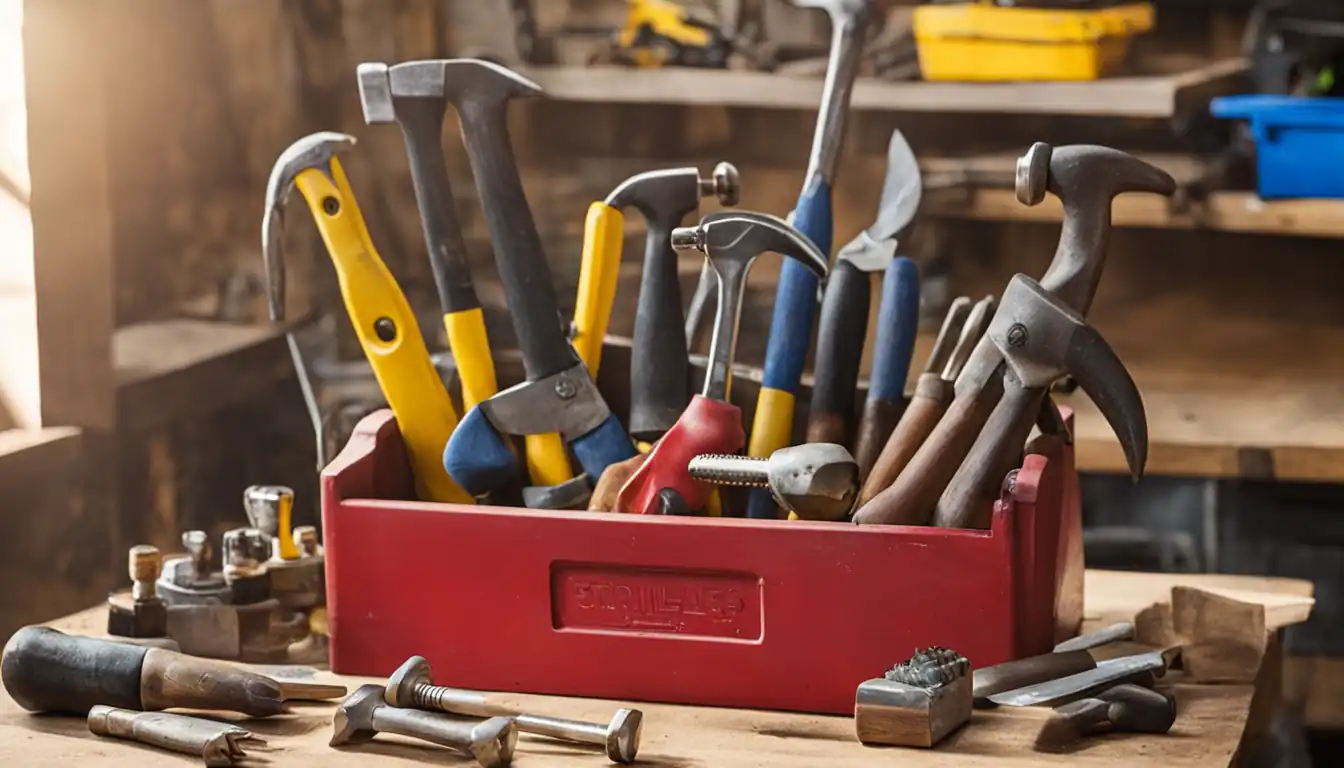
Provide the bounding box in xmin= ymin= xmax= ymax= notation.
xmin=383 ymin=655 xmax=432 ymax=708
xmin=673 ymin=211 xmax=829 ymax=279
xmin=1015 ymin=143 xmax=1176 ymax=316
xmin=438 ymin=58 xmax=543 ymax=106
xmin=605 ymin=708 xmax=644 ymax=763
xmin=766 ymin=443 xmax=859 ymax=521
xmin=330 ymin=684 xmax=382 ymax=746
xmin=792 ymin=0 xmax=871 ymax=21
xmin=605 ymin=163 xmax=740 ymax=221
xmin=988 ymin=274 xmax=1147 ymax=480
xmin=261 ymin=132 xmax=356 ymax=322
xmin=469 ymin=716 xmax=519 ymax=767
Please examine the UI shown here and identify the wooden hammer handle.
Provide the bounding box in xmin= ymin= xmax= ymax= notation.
xmin=933 ymin=377 xmax=1046 ymax=529
xmin=853 ymin=373 xmax=1005 ymax=526
xmin=855 ymin=374 xmax=952 ymax=509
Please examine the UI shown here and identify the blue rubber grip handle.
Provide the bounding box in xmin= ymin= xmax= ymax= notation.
xmin=869 ymin=257 xmax=921 ymax=402
xmin=748 ymin=178 xmax=833 ymax=520
xmin=443 ymin=406 xmax=518 ymax=497
xmin=569 ymin=413 xmax=639 ymax=481
xmin=761 ymin=178 xmax=832 ymax=392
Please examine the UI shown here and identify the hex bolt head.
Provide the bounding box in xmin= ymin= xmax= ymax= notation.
xmin=293 ymin=525 xmax=320 ymax=556
xmin=384 ymin=655 xmax=433 ymax=708
xmin=605 ymin=708 xmax=644 ymax=764
xmin=1016 ymin=142 xmax=1052 ymax=207
xmin=128 ymin=546 xmax=161 ymax=583
xmin=469 ymin=717 xmax=519 ymax=768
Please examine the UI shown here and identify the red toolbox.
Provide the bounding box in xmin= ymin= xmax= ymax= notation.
xmin=321 ymin=403 xmax=1083 ymax=715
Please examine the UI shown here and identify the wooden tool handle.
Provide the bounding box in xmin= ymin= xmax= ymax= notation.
xmin=853 ymin=372 xmax=1004 ymax=525
xmin=140 ymin=648 xmax=286 ymax=718
xmin=971 ymin=649 xmax=1097 ymax=704
xmin=855 ymin=374 xmax=952 ymax=509
xmin=853 ymin=396 xmax=903 ymax=484
xmin=933 ymin=378 xmax=1046 ymax=529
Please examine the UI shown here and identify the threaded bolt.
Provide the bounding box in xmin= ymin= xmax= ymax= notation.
xmin=129 ymin=545 xmax=161 ymax=601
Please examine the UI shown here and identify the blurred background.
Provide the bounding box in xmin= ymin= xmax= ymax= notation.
xmin=1 ymin=0 xmax=1343 ymax=759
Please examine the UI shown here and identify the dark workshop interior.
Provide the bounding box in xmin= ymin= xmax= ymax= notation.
xmin=1 ymin=0 xmax=1343 ymax=765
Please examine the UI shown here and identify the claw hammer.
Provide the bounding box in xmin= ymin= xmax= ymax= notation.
xmin=617 ymin=212 xmax=829 ymax=515
xmin=262 ymin=132 xmax=471 ymax=503
xmin=437 ymin=59 xmax=637 ymax=500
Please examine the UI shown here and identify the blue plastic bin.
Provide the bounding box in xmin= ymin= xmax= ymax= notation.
xmin=1210 ymin=95 xmax=1344 ymax=199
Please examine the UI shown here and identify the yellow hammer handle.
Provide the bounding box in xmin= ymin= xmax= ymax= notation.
xmin=294 ymin=160 xmax=472 ymax=504
xmin=572 ymin=203 xmax=626 ymax=375
xmin=443 ymin=308 xmax=496 ymax=413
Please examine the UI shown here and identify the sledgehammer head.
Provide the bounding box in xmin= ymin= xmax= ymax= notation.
xmin=261 ymin=132 xmax=357 ymax=322
xmin=1015 ymin=143 xmax=1176 ymax=317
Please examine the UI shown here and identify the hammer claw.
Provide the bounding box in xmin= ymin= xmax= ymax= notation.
xmin=1065 ymin=324 xmax=1148 ymax=480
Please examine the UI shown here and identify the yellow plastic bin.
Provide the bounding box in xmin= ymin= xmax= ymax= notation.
xmin=913 ymin=2 xmax=1155 ymax=82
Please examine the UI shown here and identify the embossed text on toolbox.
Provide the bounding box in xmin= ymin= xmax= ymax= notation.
xmin=551 ymin=563 xmax=763 ymax=640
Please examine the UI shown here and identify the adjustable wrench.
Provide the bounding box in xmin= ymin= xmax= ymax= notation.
xmin=261 ymin=132 xmax=471 ymax=504
xmin=436 ymin=59 xmax=636 ymax=500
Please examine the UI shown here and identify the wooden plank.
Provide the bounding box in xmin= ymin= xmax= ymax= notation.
xmin=114 ymin=319 xmax=295 ymax=431
xmin=925 ymin=185 xmax=1344 ymax=240
xmin=524 ymin=58 xmax=1248 ymax=118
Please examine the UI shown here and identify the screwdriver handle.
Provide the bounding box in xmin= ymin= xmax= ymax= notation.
xmin=856 ymin=373 xmax=952 ymax=509
xmin=747 ymin=179 xmax=832 ymax=519
xmin=807 ymin=258 xmax=870 ymax=446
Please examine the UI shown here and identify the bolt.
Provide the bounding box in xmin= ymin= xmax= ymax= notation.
xmin=701 ymin=161 xmax=740 ymax=206
xmin=181 ymin=531 xmax=212 ymax=579
xmin=321 ymin=196 xmax=340 ymax=216
xmin=222 ymin=528 xmax=270 ymax=577
xmin=688 ymin=443 xmax=860 ymax=521
xmin=333 ymin=685 xmax=516 ymax=767
xmin=128 ymin=546 xmax=160 ymax=601
xmin=294 ymin=526 xmax=320 ymax=557
xmin=373 ymin=317 xmax=397 ymax=342
xmin=1015 ymin=142 xmax=1051 ymax=207
xmin=1006 ymin=323 xmax=1029 ymax=347
xmin=385 ymin=656 xmax=643 ymax=763
xmin=554 ymin=377 xmax=577 ymax=399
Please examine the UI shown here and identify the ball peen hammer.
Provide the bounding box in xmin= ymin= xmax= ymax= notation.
xmin=855 ymin=144 xmax=1175 ymax=527
xmin=615 ymin=212 xmax=829 ymax=516
xmin=573 ymin=163 xmax=740 ymax=442
xmin=436 ymin=59 xmax=637 ymax=501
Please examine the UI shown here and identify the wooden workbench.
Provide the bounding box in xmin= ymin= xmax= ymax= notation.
xmin=0 ymin=570 xmax=1310 ymax=767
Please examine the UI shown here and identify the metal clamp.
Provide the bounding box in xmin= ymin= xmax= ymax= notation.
xmin=478 ymin=363 xmax=611 ymax=441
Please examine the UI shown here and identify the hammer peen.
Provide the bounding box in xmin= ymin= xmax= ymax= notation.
xmin=855 ymin=144 xmax=1174 ymax=528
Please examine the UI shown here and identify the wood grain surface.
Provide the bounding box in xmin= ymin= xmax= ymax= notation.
xmin=0 ymin=570 xmax=1311 ymax=767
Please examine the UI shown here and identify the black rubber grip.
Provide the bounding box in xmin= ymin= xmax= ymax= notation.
xmin=457 ymin=101 xmax=575 ymax=380
xmin=810 ymin=259 xmax=871 ymax=437
xmin=629 ymin=209 xmax=693 ymax=440
xmin=2 ymin=627 xmax=145 ymax=714
xmin=397 ymin=99 xmax=481 ymax=314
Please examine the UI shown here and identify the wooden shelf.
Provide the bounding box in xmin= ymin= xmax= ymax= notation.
xmin=114 ymin=319 xmax=295 ymax=430
xmin=524 ymin=57 xmax=1248 ymax=118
